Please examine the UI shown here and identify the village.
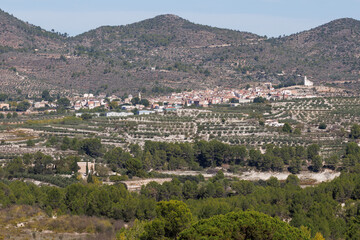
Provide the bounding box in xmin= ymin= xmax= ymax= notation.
xmin=1 ymin=3 xmax=360 ymax=239
xmin=0 ymin=76 xmax=347 ymax=118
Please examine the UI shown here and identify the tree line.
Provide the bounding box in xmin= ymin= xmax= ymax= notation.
xmin=106 ymin=140 xmax=332 ymax=174
xmin=10 ymin=136 xmax=358 ymax=180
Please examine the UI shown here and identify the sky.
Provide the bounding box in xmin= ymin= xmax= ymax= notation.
xmin=1 ymin=0 xmax=359 ymax=37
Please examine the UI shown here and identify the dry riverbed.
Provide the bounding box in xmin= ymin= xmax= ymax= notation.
xmin=158 ymin=169 xmax=340 ymax=185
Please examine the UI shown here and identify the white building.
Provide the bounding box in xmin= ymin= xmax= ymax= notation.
xmin=138 ymin=110 xmax=155 ymax=115
xmin=74 ymin=101 xmax=81 ymax=110
xmin=77 ymin=162 xmax=95 ymax=175
xmin=238 ymin=99 xmax=252 ymax=104
xmin=122 ymin=105 xmax=136 ymax=111
xmin=34 ymin=101 xmax=48 ymax=109
xmin=304 ymin=76 xmax=314 ymax=87
xmin=106 ymin=112 xmax=134 ymax=117
xmin=265 ymin=120 xmax=285 ymax=127
xmin=0 ymin=103 xmax=10 ymax=110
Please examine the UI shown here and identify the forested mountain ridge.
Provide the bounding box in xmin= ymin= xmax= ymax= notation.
xmin=72 ymin=14 xmax=260 ymax=47
xmin=0 ymin=9 xmax=360 ymax=96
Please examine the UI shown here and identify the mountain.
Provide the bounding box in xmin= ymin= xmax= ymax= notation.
xmin=270 ymin=18 xmax=360 ymax=84
xmin=0 ymin=9 xmax=359 ymax=96
xmin=72 ymin=14 xmax=260 ymax=48
xmin=0 ymin=9 xmax=65 ymax=49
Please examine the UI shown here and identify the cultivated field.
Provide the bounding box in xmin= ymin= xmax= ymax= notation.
xmin=1 ymin=97 xmax=358 ymax=161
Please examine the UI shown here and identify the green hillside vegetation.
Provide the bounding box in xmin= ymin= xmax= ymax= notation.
xmin=178 ymin=211 xmax=309 ymax=240
xmin=0 ymin=138 xmax=340 ymax=180
xmin=1 ymin=168 xmax=360 ymax=239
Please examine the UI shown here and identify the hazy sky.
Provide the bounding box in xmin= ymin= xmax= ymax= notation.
xmin=1 ymin=0 xmax=359 ymax=37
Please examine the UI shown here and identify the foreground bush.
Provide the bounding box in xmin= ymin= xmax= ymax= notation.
xmin=178 ymin=211 xmax=310 ymax=240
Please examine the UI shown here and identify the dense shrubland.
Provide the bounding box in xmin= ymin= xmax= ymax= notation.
xmin=1 ymin=170 xmax=360 ymax=239
xmin=2 ymin=135 xmax=360 ymax=238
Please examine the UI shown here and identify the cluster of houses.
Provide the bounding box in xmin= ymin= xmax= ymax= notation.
xmin=0 ymin=100 xmax=57 ymax=115
xmin=73 ymin=93 xmax=108 ymax=110
xmin=0 ymin=100 xmax=57 ymax=111
xmin=147 ymin=77 xmax=320 ymax=108
xmin=0 ymin=76 xmax=344 ymax=117
xmin=71 ymin=93 xmax=180 ymax=116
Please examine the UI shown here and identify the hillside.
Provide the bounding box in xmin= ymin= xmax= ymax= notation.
xmin=0 ymin=9 xmax=65 ymax=50
xmin=0 ymin=9 xmax=359 ymax=96
xmin=271 ymin=18 xmax=360 ymax=85
xmin=72 ymin=14 xmax=260 ymax=48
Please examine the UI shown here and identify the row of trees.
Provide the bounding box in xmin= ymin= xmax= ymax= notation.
xmin=105 ymin=140 xmax=328 ymax=174
xmin=4 ymin=152 xmax=80 ymax=177
xmin=0 ymin=112 xmax=18 ymax=119
xmin=42 ymin=135 xmax=344 ymax=175
xmin=8 ymin=135 xmax=358 ymax=185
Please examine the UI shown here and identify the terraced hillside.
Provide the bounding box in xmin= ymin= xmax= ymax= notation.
xmin=1 ymin=97 xmax=359 ymax=163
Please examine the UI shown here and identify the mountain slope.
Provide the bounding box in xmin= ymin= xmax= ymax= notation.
xmin=72 ymin=14 xmax=260 ymax=48
xmin=0 ymin=9 xmax=65 ymax=50
xmin=0 ymin=10 xmax=359 ymax=96
xmin=267 ymin=18 xmax=360 ymax=83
